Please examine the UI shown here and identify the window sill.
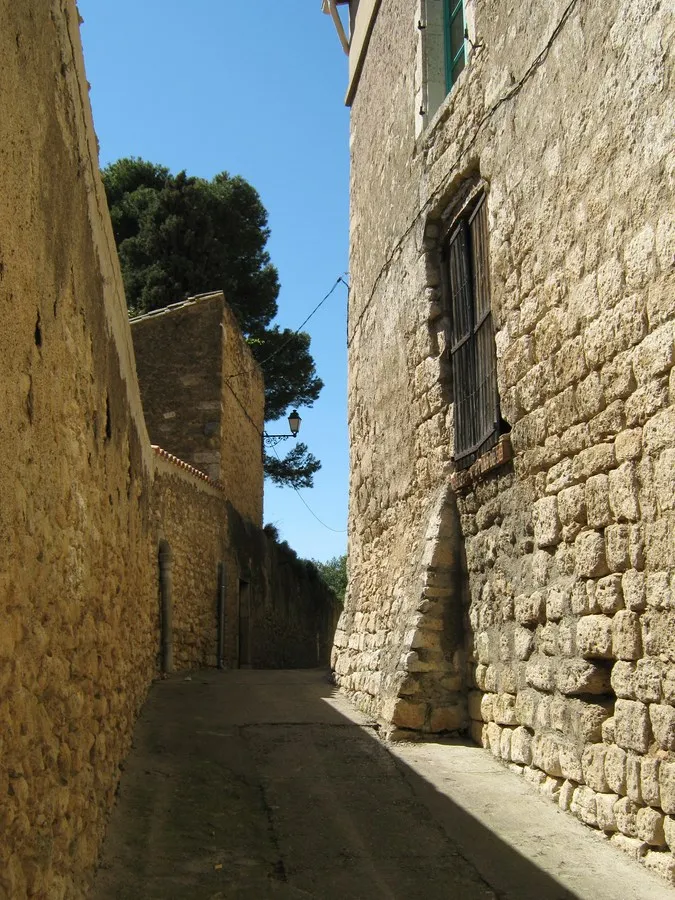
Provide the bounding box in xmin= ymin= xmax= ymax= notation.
xmin=450 ymin=434 xmax=513 ymax=493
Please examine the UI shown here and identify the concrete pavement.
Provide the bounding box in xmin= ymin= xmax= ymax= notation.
xmin=93 ymin=670 xmax=673 ymax=899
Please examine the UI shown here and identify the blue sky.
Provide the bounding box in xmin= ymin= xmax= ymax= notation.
xmin=78 ymin=1 xmax=351 ymax=562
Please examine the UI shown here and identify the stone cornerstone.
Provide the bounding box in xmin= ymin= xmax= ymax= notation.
xmin=332 ymin=0 xmax=675 ymax=880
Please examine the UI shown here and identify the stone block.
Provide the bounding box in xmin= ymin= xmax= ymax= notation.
xmin=500 ymin=727 xmax=512 ymax=761
xmin=655 ymin=449 xmax=675 ymax=513
xmin=602 ymin=716 xmax=616 ymax=744
xmin=643 ymin=850 xmax=675 ymax=886
xmin=633 ymin=322 xmax=674 ymax=383
xmin=642 ymin=610 xmax=675 ymax=661
xmin=558 ymin=780 xmax=576 ymax=812
xmin=641 ymin=758 xmax=661 ymax=808
xmin=571 ymin=785 xmax=598 ymax=827
xmin=612 ymin=610 xmax=642 ymax=660
xmin=390 ymin=699 xmax=427 ymax=730
xmin=665 ymin=815 xmax=675 ymax=852
xmin=526 ymin=657 xmax=554 ymax=692
xmin=510 ymin=726 xmax=533 ymax=766
xmin=647 ymin=571 xmax=670 ymax=610
xmin=514 ymin=626 xmax=534 ymax=660
xmin=661 ymin=761 xmax=675 ymax=815
xmin=533 ymin=497 xmax=561 ymax=547
xmin=556 ymin=659 xmax=612 ymax=696
xmin=570 ymin=581 xmax=590 ymax=616
xmin=515 ymin=690 xmax=539 ymax=729
xmin=589 ymin=401 xmax=625 ymax=444
xmin=614 ymin=428 xmax=642 ymax=462
xmin=636 ymin=807 xmax=667 ymax=847
xmin=605 ymin=744 xmax=628 ymax=795
xmin=626 ymin=754 xmax=642 ymax=803
xmin=650 ymin=704 xmax=675 ymax=751
xmin=622 ymin=570 xmax=646 ymax=612
xmin=514 ymin=592 xmax=545 ymax=627
xmin=429 ymin=706 xmax=464 ymax=733
xmin=643 ymin=407 xmax=675 ymax=454
xmin=558 ymin=740 xmax=583 ymax=782
xmin=540 ymin=623 xmax=558 ymax=656
xmin=575 ymin=531 xmax=609 ymax=577
xmin=572 ymin=443 xmax=616 ymax=481
xmin=608 ymin=462 xmax=640 ymax=522
xmin=615 ymin=796 xmax=640 ymax=837
xmin=493 ymin=693 xmax=518 ymax=726
xmin=611 ymin=661 xmax=637 ymax=699
xmin=589 ymin=575 xmax=624 ymax=616
xmin=523 ymin=766 xmax=546 ymax=788
xmin=577 ymin=615 xmax=613 ymax=658
xmin=546 ymin=585 xmax=569 ymax=621
xmin=473 ymin=664 xmax=488 ymax=691
xmin=585 ymin=474 xmax=612 ymax=528
xmin=576 ymin=371 xmax=605 ymax=420
xmin=582 ymin=743 xmax=609 ymax=792
xmin=596 ymin=792 xmax=620 ymax=832
xmin=532 ymin=733 xmax=563 ymax=777
xmin=609 ymin=832 xmax=649 ymax=861
xmin=614 ymin=699 xmax=652 ymax=753
xmin=605 ymin=524 xmax=631 ymax=572
xmin=486 ymin=721 xmax=502 ymax=758
xmin=558 ymin=485 xmax=586 ymax=526
xmin=558 ymin=621 xmax=576 ymax=658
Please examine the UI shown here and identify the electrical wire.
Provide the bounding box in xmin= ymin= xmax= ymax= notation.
xmin=226 ymin=275 xmax=349 ymax=380
xmin=271 ymin=444 xmax=347 ymax=534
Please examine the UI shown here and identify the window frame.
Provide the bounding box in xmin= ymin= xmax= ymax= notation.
xmin=440 ymin=189 xmax=501 ymax=470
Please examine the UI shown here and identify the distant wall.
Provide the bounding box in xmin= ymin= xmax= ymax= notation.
xmin=220 ymin=302 xmax=265 ymax=525
xmin=131 ymin=294 xmax=265 ymax=525
xmin=131 ymin=296 xmax=224 ymax=481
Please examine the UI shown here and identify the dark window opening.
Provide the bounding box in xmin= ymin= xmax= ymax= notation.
xmin=105 ymin=395 xmax=112 ymax=441
xmin=34 ymin=312 xmax=42 ymax=347
xmin=441 ymin=192 xmax=503 ymax=470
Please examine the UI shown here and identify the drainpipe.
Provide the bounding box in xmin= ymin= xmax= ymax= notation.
xmin=217 ymin=562 xmax=226 ymax=669
xmin=159 ymin=542 xmax=173 ymax=673
xmin=322 ymin=0 xmax=350 ymax=54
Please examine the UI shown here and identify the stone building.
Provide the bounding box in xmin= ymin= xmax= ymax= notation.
xmin=0 ymin=2 xmax=337 ymax=895
xmin=329 ymin=0 xmax=675 ymax=877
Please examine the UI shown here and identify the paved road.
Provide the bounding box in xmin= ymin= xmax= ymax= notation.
xmin=94 ymin=670 xmax=672 ymax=900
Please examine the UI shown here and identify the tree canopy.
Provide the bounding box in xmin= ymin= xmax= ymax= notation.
xmin=313 ymin=555 xmax=347 ymax=604
xmin=101 ymin=157 xmax=322 ymax=487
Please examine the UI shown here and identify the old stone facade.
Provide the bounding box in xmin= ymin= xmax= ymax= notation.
xmin=0 ymin=3 xmax=337 ymax=896
xmin=332 ymin=0 xmax=675 ymax=880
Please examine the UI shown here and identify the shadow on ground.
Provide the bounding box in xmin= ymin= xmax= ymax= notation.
xmin=92 ymin=670 xmax=652 ymax=900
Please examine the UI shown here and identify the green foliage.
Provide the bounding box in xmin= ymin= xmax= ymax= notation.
xmin=264 ymin=442 xmax=321 ymax=489
xmin=313 ymin=554 xmax=347 ymax=604
xmin=102 ymin=157 xmax=323 ymax=486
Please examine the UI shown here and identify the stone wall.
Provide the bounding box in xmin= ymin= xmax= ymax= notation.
xmin=335 ymin=0 xmax=675 ymax=879
xmin=0 ymin=3 xmax=158 ymax=895
xmin=131 ymin=294 xmax=265 ymax=526
xmin=0 ymin=2 xmax=308 ymax=895
xmin=131 ymin=296 xmax=225 ymax=482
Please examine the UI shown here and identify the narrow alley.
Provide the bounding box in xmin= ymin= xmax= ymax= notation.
xmin=93 ymin=671 xmax=670 ymax=900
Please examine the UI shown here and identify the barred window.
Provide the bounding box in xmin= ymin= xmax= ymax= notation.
xmin=441 ymin=192 xmax=501 ymax=469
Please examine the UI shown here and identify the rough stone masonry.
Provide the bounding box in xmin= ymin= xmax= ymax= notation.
xmin=332 ymin=0 xmax=675 ymax=882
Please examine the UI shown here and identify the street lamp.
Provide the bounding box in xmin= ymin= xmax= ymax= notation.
xmin=264 ymin=410 xmax=302 ymax=447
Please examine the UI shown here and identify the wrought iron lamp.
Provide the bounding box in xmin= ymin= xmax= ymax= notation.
xmin=264 ymin=410 xmax=302 ymax=446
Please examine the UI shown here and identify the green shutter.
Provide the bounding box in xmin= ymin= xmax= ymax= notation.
xmin=443 ymin=0 xmax=466 ymax=92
